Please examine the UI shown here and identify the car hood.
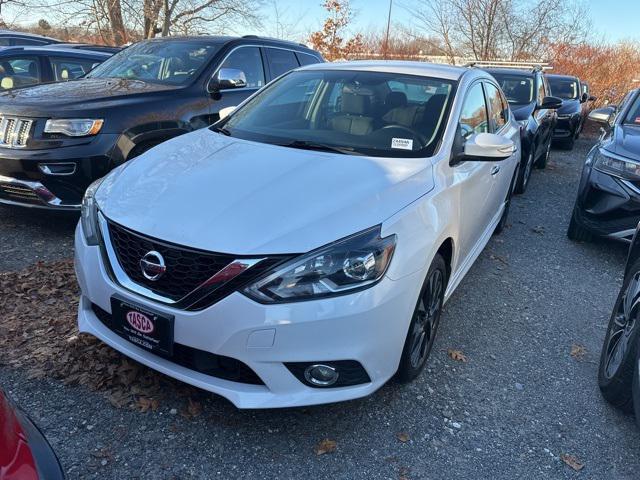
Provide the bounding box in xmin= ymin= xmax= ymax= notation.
xmin=0 ymin=78 xmax=177 ymax=116
xmin=96 ymin=129 xmax=434 ymax=255
xmin=557 ymin=99 xmax=581 ymax=115
xmin=604 ymin=124 xmax=640 ymax=162
xmin=510 ymin=103 xmax=535 ymax=121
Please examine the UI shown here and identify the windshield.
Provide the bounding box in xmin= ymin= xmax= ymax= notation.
xmin=489 ymin=73 xmax=534 ymax=104
xmin=548 ymin=77 xmax=579 ymax=100
xmin=624 ymin=93 xmax=640 ymax=126
xmin=217 ymin=70 xmax=456 ymax=158
xmin=86 ymin=40 xmax=219 ymax=85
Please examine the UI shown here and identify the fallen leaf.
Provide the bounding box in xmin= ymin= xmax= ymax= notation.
xmin=560 ymin=453 xmax=584 ymax=471
xmin=532 ymin=225 xmax=545 ymax=234
xmin=447 ymin=349 xmax=468 ymax=363
xmin=570 ymin=344 xmax=587 ymax=360
xmin=181 ymin=398 xmax=202 ymax=419
xmin=396 ymin=432 xmax=410 ymax=443
xmin=314 ymin=439 xmax=337 ymax=456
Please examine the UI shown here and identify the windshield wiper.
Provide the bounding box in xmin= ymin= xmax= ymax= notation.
xmin=281 ymin=140 xmax=360 ymax=155
xmin=211 ymin=125 xmax=231 ymax=136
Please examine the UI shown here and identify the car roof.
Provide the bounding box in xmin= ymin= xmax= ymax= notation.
xmin=299 ymin=60 xmax=467 ymax=80
xmin=0 ymin=30 xmax=59 ymax=42
xmin=0 ymin=46 xmax=111 ymax=58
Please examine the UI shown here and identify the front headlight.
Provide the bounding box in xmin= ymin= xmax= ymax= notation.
xmin=44 ymin=118 xmax=103 ymax=137
xmin=243 ymin=226 xmax=396 ymax=303
xmin=593 ymin=148 xmax=640 ymax=181
xmin=81 ymin=177 xmax=105 ymax=246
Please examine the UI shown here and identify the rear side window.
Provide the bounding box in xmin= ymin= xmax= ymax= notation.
xmin=219 ymin=46 xmax=265 ymax=88
xmin=15 ymin=38 xmax=48 ymax=46
xmin=50 ymin=57 xmax=99 ymax=81
xmin=0 ymin=56 xmax=41 ymax=89
xmin=265 ymin=48 xmax=299 ymax=79
xmin=296 ymin=52 xmax=320 ymax=66
xmin=459 ymin=83 xmax=488 ymax=139
xmin=484 ymin=82 xmax=508 ymax=131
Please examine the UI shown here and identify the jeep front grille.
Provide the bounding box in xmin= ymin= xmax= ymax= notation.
xmin=0 ymin=117 xmax=33 ymax=148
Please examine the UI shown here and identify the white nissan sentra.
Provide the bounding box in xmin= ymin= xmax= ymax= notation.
xmin=74 ymin=61 xmax=521 ymax=408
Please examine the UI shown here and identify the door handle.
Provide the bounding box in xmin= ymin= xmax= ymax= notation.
xmin=490 ymin=165 xmax=500 ymax=176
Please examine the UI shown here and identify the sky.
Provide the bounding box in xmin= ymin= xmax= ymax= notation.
xmin=253 ymin=0 xmax=640 ymax=43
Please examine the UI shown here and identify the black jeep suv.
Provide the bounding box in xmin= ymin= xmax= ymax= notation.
xmin=0 ymin=36 xmax=322 ymax=209
xmin=483 ymin=65 xmax=562 ymax=194
xmin=547 ymin=74 xmax=595 ymax=150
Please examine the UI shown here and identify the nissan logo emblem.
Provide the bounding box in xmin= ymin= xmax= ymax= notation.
xmin=140 ymin=250 xmax=166 ymax=281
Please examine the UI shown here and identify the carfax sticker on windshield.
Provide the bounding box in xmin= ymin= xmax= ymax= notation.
xmin=391 ymin=138 xmax=413 ymax=150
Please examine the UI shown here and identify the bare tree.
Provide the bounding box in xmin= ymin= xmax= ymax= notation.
xmin=407 ymin=0 xmax=592 ymax=62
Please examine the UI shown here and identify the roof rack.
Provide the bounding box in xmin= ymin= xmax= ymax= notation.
xmin=241 ymin=34 xmax=309 ymax=49
xmin=465 ymin=60 xmax=553 ymax=72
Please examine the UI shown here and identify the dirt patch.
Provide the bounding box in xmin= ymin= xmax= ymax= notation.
xmin=0 ymin=260 xmax=199 ymax=410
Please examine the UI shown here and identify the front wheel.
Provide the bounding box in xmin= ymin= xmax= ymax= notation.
xmin=397 ymin=254 xmax=446 ymax=383
xmin=514 ymin=150 xmax=534 ymax=195
xmin=598 ymin=262 xmax=640 ymax=412
xmin=566 ymin=206 xmax=593 ymax=242
xmin=536 ymin=139 xmax=551 ymax=169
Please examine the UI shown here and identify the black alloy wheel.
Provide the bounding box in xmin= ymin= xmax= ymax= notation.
xmin=599 ymin=264 xmax=640 ymax=412
xmin=397 ymin=254 xmax=446 ymax=382
xmin=536 ymin=139 xmax=551 ymax=169
xmin=515 ymin=150 xmax=534 ymax=194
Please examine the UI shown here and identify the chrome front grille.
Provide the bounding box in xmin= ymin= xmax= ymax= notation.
xmin=0 ymin=117 xmax=33 ymax=148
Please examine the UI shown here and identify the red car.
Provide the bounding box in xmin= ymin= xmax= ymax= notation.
xmin=0 ymin=389 xmax=64 ymax=480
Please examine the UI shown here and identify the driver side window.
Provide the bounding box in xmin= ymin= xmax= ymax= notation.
xmin=459 ymin=83 xmax=488 ymax=139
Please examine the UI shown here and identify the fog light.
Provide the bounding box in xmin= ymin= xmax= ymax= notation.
xmin=304 ymin=364 xmax=339 ymax=386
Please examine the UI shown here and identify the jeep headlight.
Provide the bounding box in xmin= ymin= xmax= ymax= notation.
xmin=243 ymin=226 xmax=396 ymax=303
xmin=44 ymin=118 xmax=103 ymax=137
xmin=593 ymin=148 xmax=640 ymax=181
xmin=81 ymin=177 xmax=104 ymax=245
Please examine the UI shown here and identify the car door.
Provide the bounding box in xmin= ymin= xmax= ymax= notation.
xmin=533 ymin=73 xmax=553 ymax=157
xmin=209 ymin=45 xmax=267 ymax=122
xmin=452 ymin=82 xmax=496 ymax=261
xmin=483 ymin=81 xmax=518 ymax=216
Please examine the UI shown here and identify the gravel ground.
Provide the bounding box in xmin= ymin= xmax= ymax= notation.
xmin=1 ymin=137 xmax=640 ymax=479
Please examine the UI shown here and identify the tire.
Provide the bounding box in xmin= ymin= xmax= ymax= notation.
xmin=397 ymin=254 xmax=447 ymax=383
xmin=633 ymin=350 xmax=640 ymax=426
xmin=128 ymin=140 xmax=163 ymax=160
xmin=535 ymin=139 xmax=551 ymax=169
xmin=561 ymin=136 xmax=575 ymax=150
xmin=566 ymin=206 xmax=593 ymax=242
xmin=598 ymin=261 xmax=640 ymax=412
xmin=514 ymin=149 xmax=534 ymax=195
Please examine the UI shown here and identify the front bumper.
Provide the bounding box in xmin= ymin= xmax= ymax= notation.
xmin=0 ymin=134 xmax=119 ymax=209
xmin=553 ymin=116 xmax=580 ymax=140
xmin=573 ymin=160 xmax=640 ymax=240
xmin=74 ymin=225 xmax=424 ymax=409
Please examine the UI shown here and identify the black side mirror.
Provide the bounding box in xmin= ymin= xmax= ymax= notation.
xmin=537 ymin=96 xmax=563 ymax=110
xmin=208 ymin=68 xmax=247 ymax=93
xmin=581 ymin=92 xmax=589 ymax=103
